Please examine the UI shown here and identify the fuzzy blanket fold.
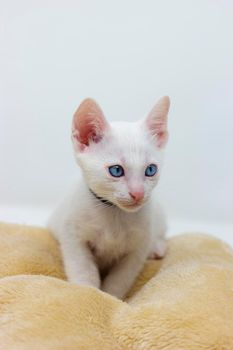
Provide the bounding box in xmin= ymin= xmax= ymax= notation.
xmin=0 ymin=222 xmax=233 ymax=350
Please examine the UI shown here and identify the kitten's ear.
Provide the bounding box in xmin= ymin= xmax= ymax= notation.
xmin=72 ymin=98 xmax=109 ymax=151
xmin=145 ymin=96 xmax=170 ymax=148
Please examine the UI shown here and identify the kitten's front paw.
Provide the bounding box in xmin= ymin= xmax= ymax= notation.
xmin=69 ymin=278 xmax=101 ymax=289
xmin=67 ymin=272 xmax=101 ymax=289
xmin=148 ymin=239 xmax=167 ymax=260
xmin=102 ymin=283 xmax=124 ymax=299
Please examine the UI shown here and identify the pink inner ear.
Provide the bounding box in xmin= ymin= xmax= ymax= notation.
xmin=147 ymin=120 xmax=168 ymax=148
xmin=72 ymin=98 xmax=108 ymax=150
xmin=156 ymin=130 xmax=168 ymax=148
xmin=75 ymin=115 xmax=105 ymax=146
xmin=146 ymin=96 xmax=170 ymax=148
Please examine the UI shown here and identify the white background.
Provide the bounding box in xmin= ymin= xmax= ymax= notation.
xmin=0 ymin=1 xmax=233 ymax=245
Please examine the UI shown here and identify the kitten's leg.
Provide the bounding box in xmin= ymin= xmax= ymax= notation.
xmin=101 ymin=248 xmax=148 ymax=299
xmin=148 ymin=237 xmax=167 ymax=259
xmin=148 ymin=202 xmax=167 ymax=259
xmin=60 ymin=238 xmax=100 ymax=288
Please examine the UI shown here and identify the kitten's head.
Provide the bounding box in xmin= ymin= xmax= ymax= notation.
xmin=72 ymin=97 xmax=170 ymax=212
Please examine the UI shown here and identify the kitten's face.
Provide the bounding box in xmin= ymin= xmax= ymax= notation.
xmin=72 ymin=97 xmax=170 ymax=212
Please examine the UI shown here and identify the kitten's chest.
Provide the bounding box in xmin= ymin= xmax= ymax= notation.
xmin=87 ymin=214 xmax=129 ymax=258
xmin=88 ymin=228 xmax=127 ymax=269
xmin=82 ymin=208 xmax=145 ymax=267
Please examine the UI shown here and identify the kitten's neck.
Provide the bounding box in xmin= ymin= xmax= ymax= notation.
xmin=89 ymin=189 xmax=114 ymax=207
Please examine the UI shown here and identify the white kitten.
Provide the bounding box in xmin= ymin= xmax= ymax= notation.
xmin=48 ymin=96 xmax=170 ymax=299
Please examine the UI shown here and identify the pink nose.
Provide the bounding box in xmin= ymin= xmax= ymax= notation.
xmin=129 ymin=190 xmax=144 ymax=202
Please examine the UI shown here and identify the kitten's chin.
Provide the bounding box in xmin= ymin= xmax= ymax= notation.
xmin=115 ymin=201 xmax=145 ymax=213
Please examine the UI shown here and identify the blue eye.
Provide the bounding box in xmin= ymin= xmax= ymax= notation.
xmin=108 ymin=165 xmax=124 ymax=177
xmin=145 ymin=164 xmax=158 ymax=177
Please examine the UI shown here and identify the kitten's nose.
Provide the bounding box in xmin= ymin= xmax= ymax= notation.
xmin=129 ymin=190 xmax=144 ymax=203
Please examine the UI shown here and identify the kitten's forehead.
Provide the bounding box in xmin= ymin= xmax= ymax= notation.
xmin=107 ymin=121 xmax=162 ymax=165
xmin=110 ymin=121 xmax=143 ymax=145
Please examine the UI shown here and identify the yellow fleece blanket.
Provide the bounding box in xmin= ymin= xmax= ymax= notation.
xmin=0 ymin=222 xmax=233 ymax=350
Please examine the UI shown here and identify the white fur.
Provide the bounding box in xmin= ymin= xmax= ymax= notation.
xmin=48 ymin=98 xmax=169 ymax=299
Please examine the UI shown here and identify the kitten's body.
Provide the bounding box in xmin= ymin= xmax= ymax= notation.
xmin=48 ymin=97 xmax=170 ymax=299
xmin=48 ymin=180 xmax=166 ymax=297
